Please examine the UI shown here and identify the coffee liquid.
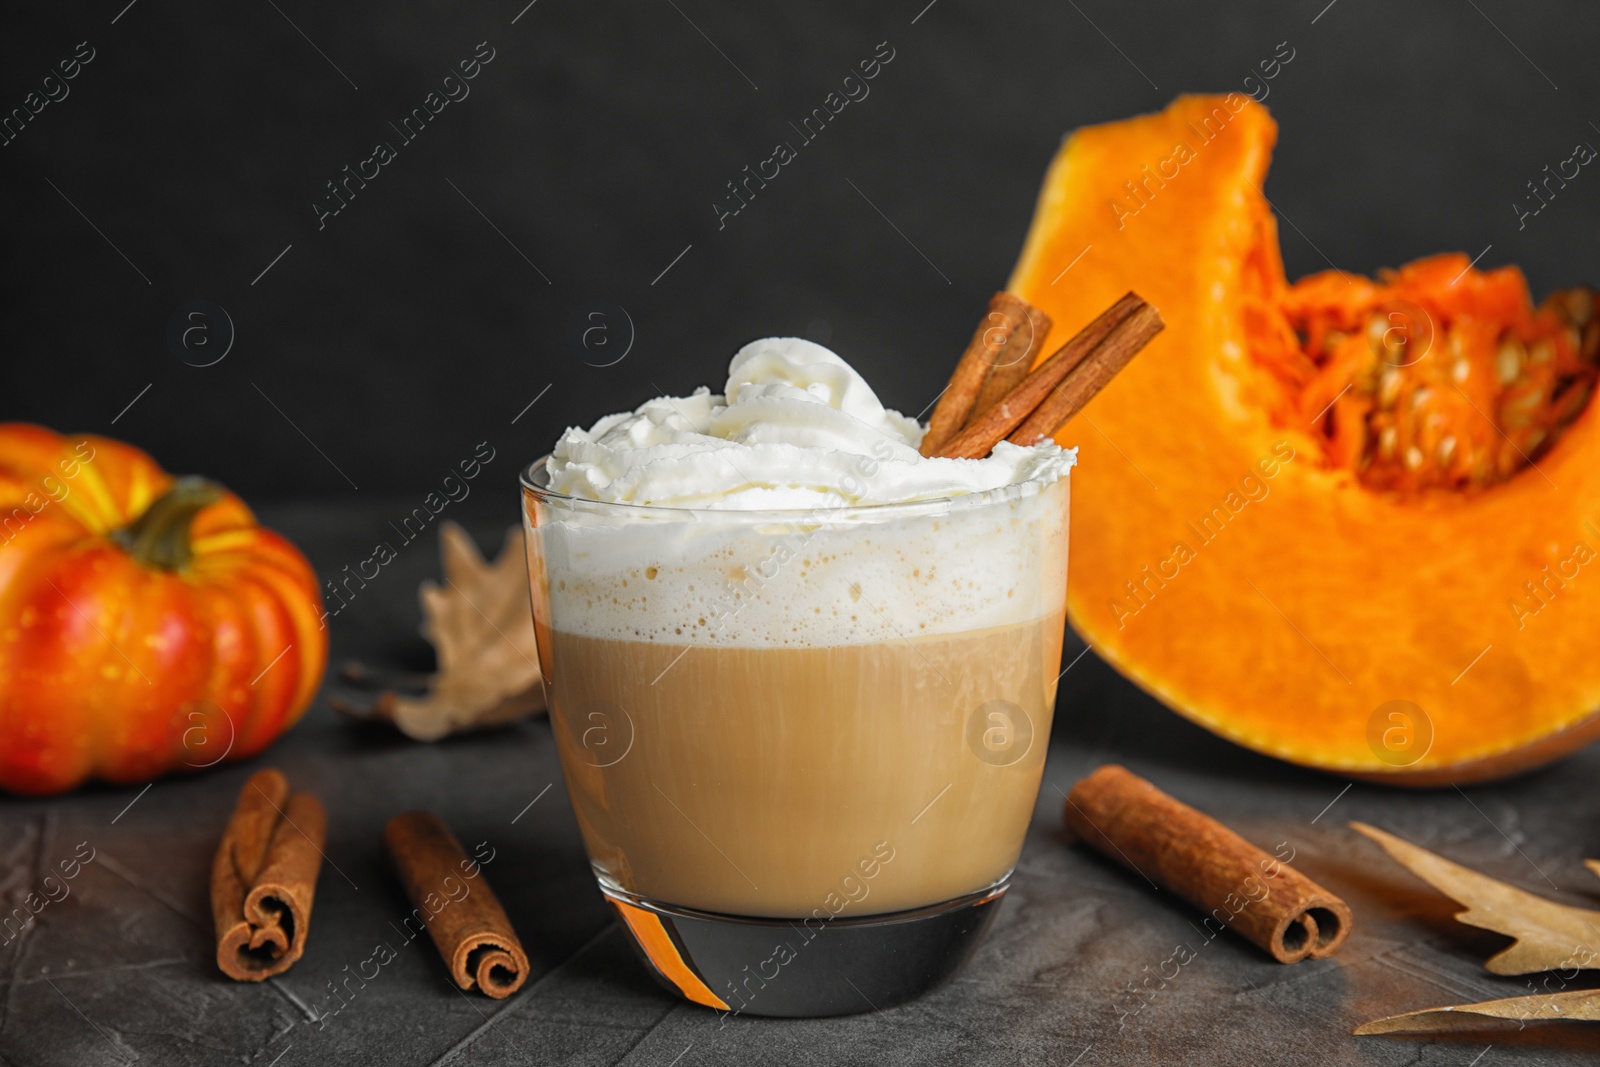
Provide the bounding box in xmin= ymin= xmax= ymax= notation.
xmin=546 ymin=613 xmax=1064 ymax=918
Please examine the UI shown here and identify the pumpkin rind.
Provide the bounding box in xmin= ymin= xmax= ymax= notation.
xmin=1008 ymin=95 xmax=1600 ymax=784
xmin=0 ymin=425 xmax=327 ymax=794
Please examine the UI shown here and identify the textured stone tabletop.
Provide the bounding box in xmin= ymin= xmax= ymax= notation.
xmin=3 ymin=502 xmax=1597 ymax=1066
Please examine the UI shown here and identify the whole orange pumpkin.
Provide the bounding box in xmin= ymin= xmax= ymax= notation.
xmin=0 ymin=424 xmax=327 ymax=795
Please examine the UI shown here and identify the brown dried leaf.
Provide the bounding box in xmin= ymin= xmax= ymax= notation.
xmin=1355 ymin=989 xmax=1600 ymax=1034
xmin=1351 ymin=822 xmax=1600 ymax=1036
xmin=1351 ymin=822 xmax=1600 ymax=975
xmin=336 ymin=523 xmax=544 ymax=741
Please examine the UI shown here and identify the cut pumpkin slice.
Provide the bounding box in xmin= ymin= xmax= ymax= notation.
xmin=1009 ymin=94 xmax=1600 ymax=785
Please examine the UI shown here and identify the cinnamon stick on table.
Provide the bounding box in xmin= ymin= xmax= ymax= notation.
xmin=919 ymin=291 xmax=1033 ymax=456
xmin=383 ymin=810 xmax=530 ymax=998
xmin=1063 ymin=765 xmax=1352 ymax=964
xmin=934 ymin=293 xmax=1161 ymax=460
xmin=212 ymin=768 xmax=326 ymax=981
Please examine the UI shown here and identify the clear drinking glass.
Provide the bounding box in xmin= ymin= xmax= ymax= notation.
xmin=520 ymin=457 xmax=1070 ymax=1017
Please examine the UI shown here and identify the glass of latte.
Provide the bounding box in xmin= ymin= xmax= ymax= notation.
xmin=520 ymin=337 xmax=1073 ymax=1018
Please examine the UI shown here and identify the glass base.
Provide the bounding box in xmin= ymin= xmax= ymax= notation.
xmin=602 ymin=876 xmax=1008 ymax=1018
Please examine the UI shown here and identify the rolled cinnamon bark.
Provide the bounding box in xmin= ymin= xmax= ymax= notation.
xmin=1063 ymin=765 xmax=1352 ymax=964
xmin=934 ymin=293 xmax=1146 ymax=460
xmin=211 ymin=768 xmax=326 ymax=980
xmin=382 ymin=811 xmax=529 ymax=998
xmin=919 ymin=291 xmax=1033 ymax=456
xmin=1008 ymin=301 xmax=1164 ymax=445
xmin=969 ymin=304 xmax=1053 ymax=421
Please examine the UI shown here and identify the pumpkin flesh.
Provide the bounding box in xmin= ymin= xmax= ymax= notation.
xmin=1008 ymin=95 xmax=1600 ymax=784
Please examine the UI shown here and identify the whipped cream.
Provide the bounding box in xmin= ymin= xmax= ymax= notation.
xmin=533 ymin=337 xmax=1073 ymax=647
xmin=546 ymin=337 xmax=1074 ymax=510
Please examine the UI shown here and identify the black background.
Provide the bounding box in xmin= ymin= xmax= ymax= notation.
xmin=2 ymin=0 xmax=1596 ymax=500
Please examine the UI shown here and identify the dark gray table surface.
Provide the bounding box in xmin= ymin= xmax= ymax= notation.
xmin=3 ymin=500 xmax=1597 ymax=1067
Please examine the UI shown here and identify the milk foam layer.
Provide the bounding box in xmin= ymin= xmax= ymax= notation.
xmin=547 ymin=337 xmax=1074 ymax=509
xmin=533 ymin=337 xmax=1073 ymax=646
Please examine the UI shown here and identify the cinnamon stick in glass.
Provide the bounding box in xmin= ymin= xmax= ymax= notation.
xmin=934 ymin=293 xmax=1152 ymax=460
xmin=1008 ymin=300 xmax=1164 ymax=446
xmin=1063 ymin=765 xmax=1352 ymax=964
xmin=211 ymin=768 xmax=326 ymax=980
xmin=383 ymin=810 xmax=529 ymax=998
xmin=919 ymin=291 xmax=1033 ymax=456
xmin=969 ymin=304 xmax=1053 ymax=421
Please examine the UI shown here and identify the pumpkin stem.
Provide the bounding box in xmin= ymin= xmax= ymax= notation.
xmin=113 ymin=476 xmax=224 ymax=571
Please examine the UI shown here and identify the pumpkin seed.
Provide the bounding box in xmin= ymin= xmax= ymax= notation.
xmin=1379 ymin=425 xmax=1397 ymax=458
xmin=1437 ymin=435 xmax=1458 ymax=465
xmin=1452 ymin=358 xmax=1470 ymax=382
xmin=1497 ymin=339 xmax=1525 ymax=384
xmin=1366 ymin=315 xmax=1388 ymax=347
xmin=1404 ymin=446 xmax=1424 ymax=470
xmin=1512 ymin=388 xmax=1545 ymax=410
xmin=1379 ymin=369 xmax=1402 ymax=408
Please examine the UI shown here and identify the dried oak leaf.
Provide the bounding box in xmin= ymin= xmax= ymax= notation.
xmin=1351 ymin=821 xmax=1600 ymax=975
xmin=1354 ymin=989 xmax=1600 ymax=1034
xmin=335 ymin=522 xmax=544 ymax=741
xmin=1351 ymin=821 xmax=1600 ymax=1035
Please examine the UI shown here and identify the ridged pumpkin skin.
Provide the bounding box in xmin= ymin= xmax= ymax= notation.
xmin=0 ymin=424 xmax=327 ymax=794
xmin=1008 ymin=95 xmax=1600 ymax=784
